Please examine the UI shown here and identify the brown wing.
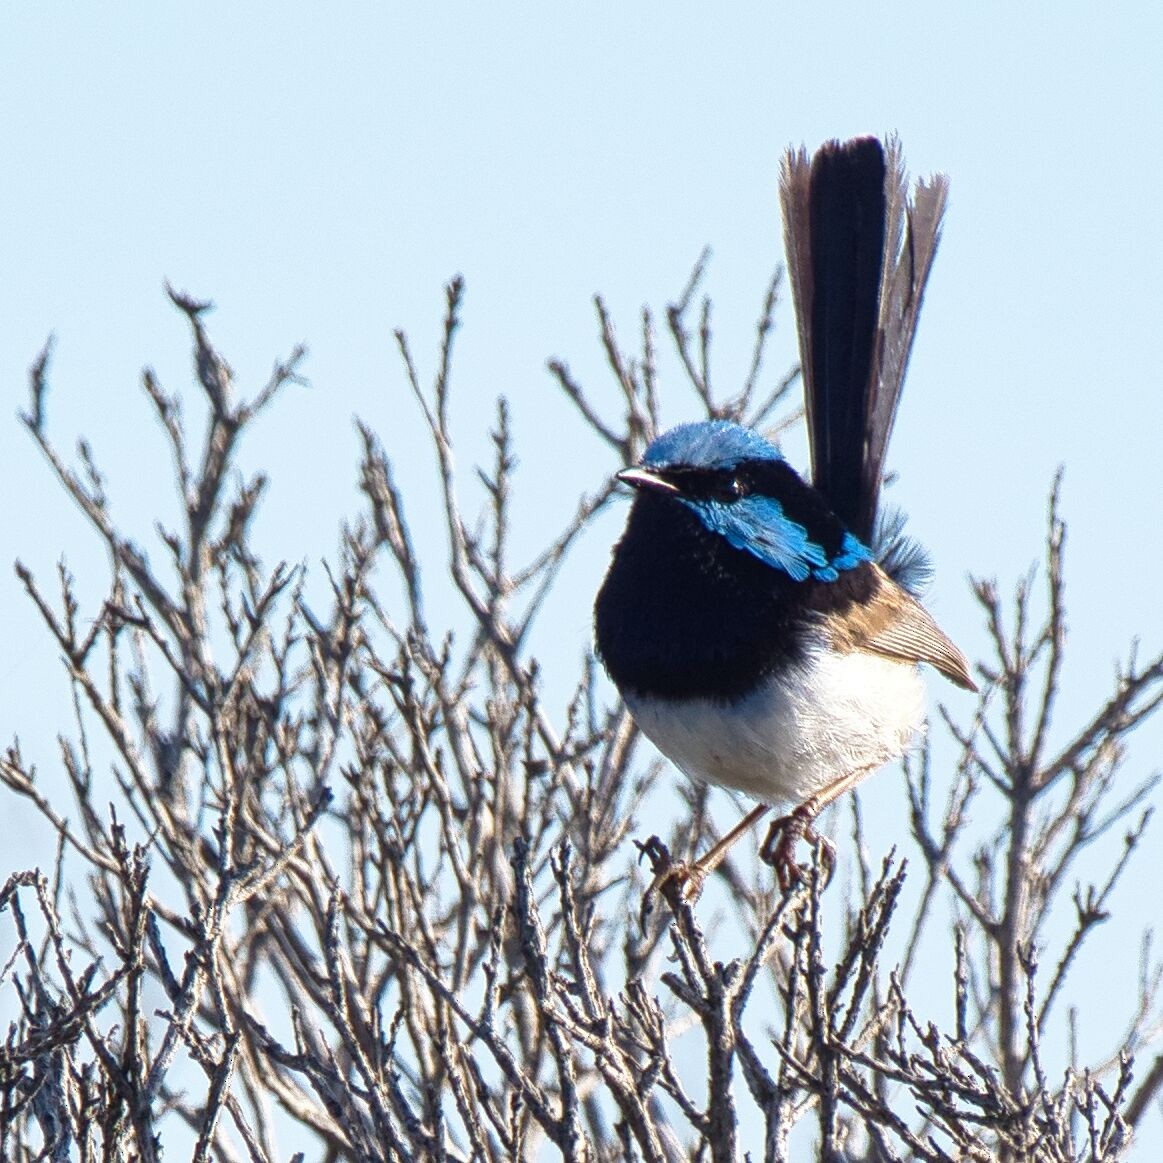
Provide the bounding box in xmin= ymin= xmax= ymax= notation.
xmin=828 ymin=564 xmax=977 ymax=691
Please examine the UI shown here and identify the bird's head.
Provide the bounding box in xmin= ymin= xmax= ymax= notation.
xmin=618 ymin=420 xmax=870 ymax=583
xmin=620 ymin=420 xmax=781 ymax=495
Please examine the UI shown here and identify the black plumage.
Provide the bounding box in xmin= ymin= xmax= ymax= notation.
xmin=806 ymin=137 xmax=887 ymax=543
xmin=594 ymin=459 xmax=875 ymax=703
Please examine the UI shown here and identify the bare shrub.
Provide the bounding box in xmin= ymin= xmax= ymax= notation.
xmin=2 ymin=269 xmax=1162 ymax=1161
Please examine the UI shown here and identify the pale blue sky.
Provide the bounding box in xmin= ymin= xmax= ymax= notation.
xmin=3 ymin=3 xmax=1162 ymax=1152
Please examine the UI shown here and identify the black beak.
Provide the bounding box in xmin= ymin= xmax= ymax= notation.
xmin=616 ymin=467 xmax=681 ymax=495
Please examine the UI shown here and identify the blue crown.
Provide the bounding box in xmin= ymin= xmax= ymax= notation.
xmin=643 ymin=421 xmax=782 ymax=471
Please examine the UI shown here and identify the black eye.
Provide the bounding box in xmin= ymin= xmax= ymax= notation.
xmin=710 ymin=475 xmax=746 ymax=503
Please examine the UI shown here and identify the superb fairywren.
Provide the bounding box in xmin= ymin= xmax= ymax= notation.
xmin=594 ymin=136 xmax=976 ymax=896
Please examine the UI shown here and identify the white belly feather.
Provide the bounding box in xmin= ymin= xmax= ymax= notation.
xmin=624 ymin=646 xmax=926 ymax=808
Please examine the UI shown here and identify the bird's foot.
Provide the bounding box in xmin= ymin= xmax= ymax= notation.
xmin=760 ymin=807 xmax=835 ymax=891
xmin=635 ymin=836 xmax=708 ymax=928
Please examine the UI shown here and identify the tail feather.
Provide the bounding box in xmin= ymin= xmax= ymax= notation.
xmin=780 ymin=135 xmax=948 ymax=556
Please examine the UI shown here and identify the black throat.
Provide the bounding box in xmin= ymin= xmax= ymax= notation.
xmin=594 ymin=491 xmax=874 ymax=703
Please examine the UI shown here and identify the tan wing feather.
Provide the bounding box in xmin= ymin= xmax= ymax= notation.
xmin=828 ymin=565 xmax=977 ymax=691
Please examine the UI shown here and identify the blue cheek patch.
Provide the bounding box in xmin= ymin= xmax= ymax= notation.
xmin=683 ymin=498 xmax=871 ymax=581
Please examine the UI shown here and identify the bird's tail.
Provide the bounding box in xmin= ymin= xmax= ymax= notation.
xmin=780 ymin=135 xmax=948 ymax=586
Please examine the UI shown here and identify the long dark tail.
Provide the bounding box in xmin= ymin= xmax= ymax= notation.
xmin=780 ymin=136 xmax=948 ymax=558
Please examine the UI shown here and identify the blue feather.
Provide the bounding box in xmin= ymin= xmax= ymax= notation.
xmin=872 ymin=506 xmax=934 ymax=596
xmin=642 ymin=421 xmax=872 ymax=583
xmin=686 ymin=494 xmax=871 ymax=581
xmin=643 ymin=421 xmax=782 ymax=471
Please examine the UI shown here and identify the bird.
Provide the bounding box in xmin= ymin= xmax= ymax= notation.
xmin=593 ymin=135 xmax=977 ymax=899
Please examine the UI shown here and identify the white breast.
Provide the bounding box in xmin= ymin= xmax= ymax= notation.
xmin=624 ymin=646 xmax=926 ymax=808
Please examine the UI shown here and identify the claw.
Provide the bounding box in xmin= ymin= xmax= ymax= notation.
xmin=760 ymin=807 xmax=835 ymax=890
xmin=635 ymin=836 xmax=707 ymax=928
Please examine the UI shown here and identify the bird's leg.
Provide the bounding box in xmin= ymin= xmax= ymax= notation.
xmin=683 ymin=802 xmax=773 ymax=892
xmin=639 ymin=803 xmax=772 ymax=920
xmin=761 ymin=763 xmax=879 ymax=890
